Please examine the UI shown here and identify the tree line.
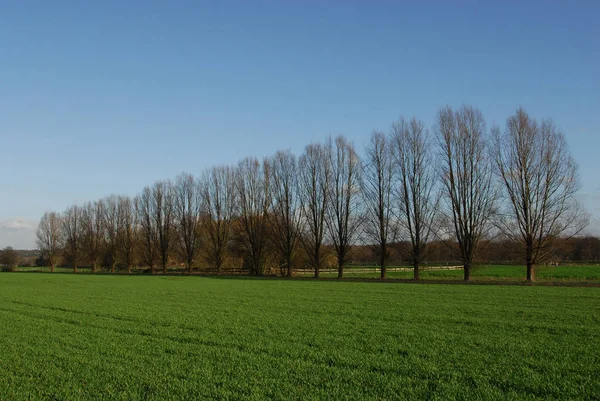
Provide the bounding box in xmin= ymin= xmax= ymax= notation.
xmin=35 ymin=106 xmax=587 ymax=281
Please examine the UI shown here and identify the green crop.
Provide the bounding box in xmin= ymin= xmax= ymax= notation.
xmin=297 ymin=264 xmax=600 ymax=281
xmin=0 ymin=274 xmax=598 ymax=400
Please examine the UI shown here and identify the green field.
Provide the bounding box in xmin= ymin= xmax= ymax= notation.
xmin=15 ymin=264 xmax=600 ymax=283
xmin=298 ymin=264 xmax=600 ymax=282
xmin=0 ymin=275 xmax=599 ymax=400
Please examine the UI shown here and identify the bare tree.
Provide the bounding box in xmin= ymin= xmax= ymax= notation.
xmin=325 ymin=136 xmax=362 ymax=278
xmin=235 ymin=157 xmax=271 ymax=276
xmin=103 ymin=195 xmax=120 ymax=273
xmin=36 ymin=211 xmax=62 ymax=272
xmin=62 ymin=205 xmax=84 ymax=273
xmin=118 ymin=195 xmax=137 ymax=273
xmin=152 ymin=180 xmax=174 ymax=273
xmin=298 ymin=142 xmax=331 ymax=278
xmin=436 ymin=105 xmax=496 ymax=281
xmin=362 ymin=131 xmax=396 ymax=279
xmin=269 ymin=150 xmax=302 ymax=277
xmin=492 ymin=108 xmax=587 ymax=281
xmin=201 ymin=165 xmax=236 ymax=273
xmin=392 ymin=117 xmax=439 ymax=280
xmin=0 ymin=246 xmax=19 ymax=271
xmin=135 ymin=186 xmax=158 ymax=274
xmin=81 ymin=200 xmax=104 ymax=273
xmin=173 ymin=173 xmax=202 ymax=273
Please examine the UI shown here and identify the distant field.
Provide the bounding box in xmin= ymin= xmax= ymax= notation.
xmin=297 ymin=264 xmax=600 ymax=282
xmin=0 ymin=274 xmax=599 ymax=400
xmin=15 ymin=264 xmax=600 ymax=282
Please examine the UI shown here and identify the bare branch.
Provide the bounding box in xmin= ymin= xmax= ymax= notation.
xmin=392 ymin=117 xmax=439 ymax=280
xmin=36 ymin=211 xmax=63 ymax=272
xmin=135 ymin=186 xmax=158 ymax=273
xmin=62 ymin=205 xmax=84 ymax=273
xmin=325 ymin=135 xmax=362 ymax=278
xmin=492 ymin=107 xmax=588 ymax=281
xmin=269 ymin=150 xmax=303 ymax=277
xmin=436 ymin=105 xmax=496 ymax=280
xmin=298 ymin=142 xmax=331 ymax=278
xmin=361 ymin=131 xmax=396 ymax=279
xmin=235 ymin=157 xmax=271 ymax=276
xmin=201 ymin=165 xmax=236 ymax=273
xmin=173 ymin=173 xmax=202 ymax=273
xmin=117 ymin=195 xmax=137 ymax=273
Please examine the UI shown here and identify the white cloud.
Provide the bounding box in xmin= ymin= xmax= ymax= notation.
xmin=0 ymin=218 xmax=38 ymax=249
xmin=0 ymin=217 xmax=34 ymax=230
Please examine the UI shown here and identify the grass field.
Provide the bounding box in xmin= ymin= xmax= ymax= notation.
xmin=0 ymin=274 xmax=599 ymax=400
xmin=15 ymin=264 xmax=600 ymax=283
xmin=297 ymin=264 xmax=600 ymax=282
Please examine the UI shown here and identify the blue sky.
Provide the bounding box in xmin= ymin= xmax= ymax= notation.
xmin=1 ymin=1 xmax=599 ymax=248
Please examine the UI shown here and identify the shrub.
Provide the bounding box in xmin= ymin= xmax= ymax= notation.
xmin=0 ymin=247 xmax=19 ymax=272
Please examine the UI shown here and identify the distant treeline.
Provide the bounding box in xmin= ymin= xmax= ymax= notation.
xmin=31 ymin=106 xmax=587 ymax=281
xmin=26 ymin=236 xmax=600 ymax=269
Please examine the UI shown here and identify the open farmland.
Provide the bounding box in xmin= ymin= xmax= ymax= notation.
xmin=296 ymin=264 xmax=600 ymax=282
xmin=14 ymin=264 xmax=600 ymax=283
xmin=0 ymin=274 xmax=599 ymax=400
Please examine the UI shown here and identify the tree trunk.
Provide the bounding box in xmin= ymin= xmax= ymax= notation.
xmin=150 ymin=265 xmax=155 ymax=275
xmin=463 ymin=262 xmax=471 ymax=281
xmin=163 ymin=264 xmax=167 ymax=274
xmin=73 ymin=265 xmax=78 ymax=274
xmin=111 ymin=264 xmax=116 ymax=274
xmin=128 ymin=265 xmax=132 ymax=274
xmin=286 ymin=258 xmax=293 ymax=278
xmin=380 ymin=251 xmax=386 ymax=280
xmin=50 ymin=264 xmax=55 ymax=273
xmin=527 ymin=261 xmax=535 ymax=282
xmin=526 ymin=241 xmax=535 ymax=282
xmin=337 ymin=246 xmax=346 ymax=279
xmin=413 ymin=261 xmax=420 ymax=280
xmin=188 ymin=263 xmax=193 ymax=274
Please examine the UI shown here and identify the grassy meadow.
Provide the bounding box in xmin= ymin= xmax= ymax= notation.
xmin=295 ymin=264 xmax=600 ymax=282
xmin=0 ymin=274 xmax=599 ymax=400
xmin=14 ymin=264 xmax=600 ymax=283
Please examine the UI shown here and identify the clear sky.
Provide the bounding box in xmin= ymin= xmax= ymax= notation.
xmin=1 ymin=1 xmax=599 ymax=249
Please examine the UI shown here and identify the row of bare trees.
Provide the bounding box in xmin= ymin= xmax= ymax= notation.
xmin=36 ymin=106 xmax=586 ymax=281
